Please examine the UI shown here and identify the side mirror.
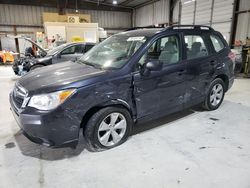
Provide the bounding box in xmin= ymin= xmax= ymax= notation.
xmin=141 ymin=59 xmax=162 ymax=76
xmin=145 ymin=59 xmax=162 ymax=71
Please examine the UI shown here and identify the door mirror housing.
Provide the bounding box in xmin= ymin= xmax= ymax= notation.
xmin=145 ymin=59 xmax=162 ymax=71
xmin=140 ymin=59 xmax=162 ymax=76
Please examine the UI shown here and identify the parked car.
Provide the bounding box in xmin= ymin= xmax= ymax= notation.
xmin=10 ymin=25 xmax=235 ymax=151
xmin=12 ymin=39 xmax=95 ymax=76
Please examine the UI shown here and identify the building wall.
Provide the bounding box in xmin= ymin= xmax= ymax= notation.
xmin=0 ymin=4 xmax=132 ymax=34
xmin=235 ymin=0 xmax=250 ymax=42
xmin=134 ymin=0 xmax=170 ymax=27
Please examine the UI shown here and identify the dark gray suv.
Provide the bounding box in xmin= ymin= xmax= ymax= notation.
xmin=10 ymin=25 xmax=235 ymax=151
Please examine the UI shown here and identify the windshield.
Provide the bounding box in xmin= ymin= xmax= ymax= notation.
xmin=78 ymin=34 xmax=147 ymax=69
xmin=47 ymin=43 xmax=68 ymax=56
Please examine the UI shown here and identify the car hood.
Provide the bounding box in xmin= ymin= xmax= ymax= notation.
xmin=18 ymin=61 xmax=106 ymax=94
xmin=35 ymin=56 xmax=52 ymax=63
xmin=20 ymin=37 xmax=47 ymax=55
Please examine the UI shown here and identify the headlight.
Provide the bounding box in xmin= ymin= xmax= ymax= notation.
xmin=28 ymin=89 xmax=76 ymax=110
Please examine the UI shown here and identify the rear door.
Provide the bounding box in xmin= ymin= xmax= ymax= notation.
xmin=133 ymin=34 xmax=187 ymax=119
xmin=184 ymin=31 xmax=217 ymax=107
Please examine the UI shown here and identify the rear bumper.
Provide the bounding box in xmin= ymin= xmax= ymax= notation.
xmin=9 ymin=93 xmax=80 ymax=148
xmin=228 ymin=76 xmax=234 ymax=91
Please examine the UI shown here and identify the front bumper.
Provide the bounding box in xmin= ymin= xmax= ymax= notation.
xmin=9 ymin=93 xmax=81 ymax=148
xmin=12 ymin=63 xmax=19 ymax=75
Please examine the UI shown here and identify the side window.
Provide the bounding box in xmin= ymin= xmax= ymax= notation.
xmin=184 ymin=35 xmax=208 ymax=60
xmin=85 ymin=44 xmax=94 ymax=52
xmin=61 ymin=45 xmax=82 ymax=55
xmin=138 ymin=35 xmax=180 ymax=65
xmin=210 ymin=35 xmax=225 ymax=52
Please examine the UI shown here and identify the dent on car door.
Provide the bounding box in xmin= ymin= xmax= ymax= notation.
xmin=133 ymin=34 xmax=187 ymax=119
xmin=184 ymin=33 xmax=217 ymax=106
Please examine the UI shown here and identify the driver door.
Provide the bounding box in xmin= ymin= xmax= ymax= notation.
xmin=133 ymin=34 xmax=187 ymax=119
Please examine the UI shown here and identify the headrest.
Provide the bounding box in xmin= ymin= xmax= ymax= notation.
xmin=164 ymin=42 xmax=176 ymax=52
xmin=192 ymin=42 xmax=201 ymax=51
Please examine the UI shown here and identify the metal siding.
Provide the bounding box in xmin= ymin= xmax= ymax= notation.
xmin=16 ymin=27 xmax=44 ymax=33
xmin=0 ymin=26 xmax=13 ymax=33
xmin=180 ymin=0 xmax=195 ymax=24
xmin=239 ymin=0 xmax=250 ymax=11
xmin=0 ymin=4 xmax=131 ymax=29
xmin=135 ymin=4 xmax=154 ymax=26
xmin=235 ymin=12 xmax=250 ymax=41
xmin=58 ymin=9 xmax=131 ymax=28
xmin=154 ymin=0 xmax=170 ymax=24
xmin=135 ymin=0 xmax=170 ymax=27
xmin=195 ymin=0 xmax=212 ymax=25
xmin=172 ymin=1 xmax=180 ymax=23
xmin=127 ymin=0 xmax=150 ymax=7
xmin=0 ymin=4 xmax=57 ymax=26
xmin=212 ymin=0 xmax=234 ymax=23
xmin=212 ymin=22 xmax=232 ymax=43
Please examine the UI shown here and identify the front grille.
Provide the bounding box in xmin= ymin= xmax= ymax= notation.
xmin=12 ymin=84 xmax=27 ymax=109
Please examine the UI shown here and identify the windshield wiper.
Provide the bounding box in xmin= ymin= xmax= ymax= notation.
xmin=78 ymin=60 xmax=102 ymax=70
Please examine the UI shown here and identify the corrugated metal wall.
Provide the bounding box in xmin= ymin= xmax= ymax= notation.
xmin=180 ymin=0 xmax=234 ymax=43
xmin=0 ymin=4 xmax=57 ymax=26
xmin=0 ymin=4 xmax=132 ymax=34
xmin=235 ymin=0 xmax=250 ymax=41
xmin=66 ymin=9 xmax=131 ymax=29
xmin=180 ymin=0 xmax=195 ymax=24
xmin=134 ymin=0 xmax=170 ymax=27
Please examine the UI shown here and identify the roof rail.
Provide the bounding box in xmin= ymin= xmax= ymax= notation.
xmin=167 ymin=25 xmax=214 ymax=31
xmin=126 ymin=26 xmax=165 ymax=31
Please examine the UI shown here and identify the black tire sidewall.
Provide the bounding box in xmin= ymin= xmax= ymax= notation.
xmin=205 ymin=78 xmax=225 ymax=110
xmin=84 ymin=107 xmax=133 ymax=151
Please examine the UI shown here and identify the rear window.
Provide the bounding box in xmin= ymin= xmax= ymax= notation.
xmin=210 ymin=35 xmax=225 ymax=52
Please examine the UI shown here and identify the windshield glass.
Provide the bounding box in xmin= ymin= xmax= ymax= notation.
xmin=47 ymin=43 xmax=68 ymax=56
xmin=78 ymin=34 xmax=147 ymax=69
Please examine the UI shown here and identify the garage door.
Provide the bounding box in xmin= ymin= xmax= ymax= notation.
xmin=180 ymin=0 xmax=234 ymax=43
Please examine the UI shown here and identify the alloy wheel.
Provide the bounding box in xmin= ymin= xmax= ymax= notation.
xmin=97 ymin=112 xmax=127 ymax=147
xmin=210 ymin=83 xmax=223 ymax=107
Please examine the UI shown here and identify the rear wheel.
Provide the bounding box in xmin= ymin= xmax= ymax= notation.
xmin=203 ymin=78 xmax=225 ymax=110
xmin=84 ymin=107 xmax=132 ymax=151
xmin=30 ymin=64 xmax=44 ymax=71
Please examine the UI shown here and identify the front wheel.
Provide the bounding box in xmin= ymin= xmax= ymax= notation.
xmin=84 ymin=107 xmax=132 ymax=151
xmin=203 ymin=78 xmax=225 ymax=110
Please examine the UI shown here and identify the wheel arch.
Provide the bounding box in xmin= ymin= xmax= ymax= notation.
xmin=215 ymin=74 xmax=229 ymax=92
xmin=80 ymin=99 xmax=134 ymax=130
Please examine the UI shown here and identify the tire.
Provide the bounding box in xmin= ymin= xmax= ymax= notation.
xmin=84 ymin=106 xmax=133 ymax=151
xmin=203 ymin=78 xmax=225 ymax=111
xmin=30 ymin=64 xmax=44 ymax=71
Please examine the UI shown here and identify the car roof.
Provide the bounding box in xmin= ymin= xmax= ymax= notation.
xmin=117 ymin=28 xmax=164 ymax=37
xmin=66 ymin=42 xmax=95 ymax=46
xmin=120 ymin=25 xmax=215 ymax=38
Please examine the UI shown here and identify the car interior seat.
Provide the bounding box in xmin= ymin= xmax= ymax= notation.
xmin=159 ymin=41 xmax=178 ymax=64
xmin=189 ymin=42 xmax=201 ymax=58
